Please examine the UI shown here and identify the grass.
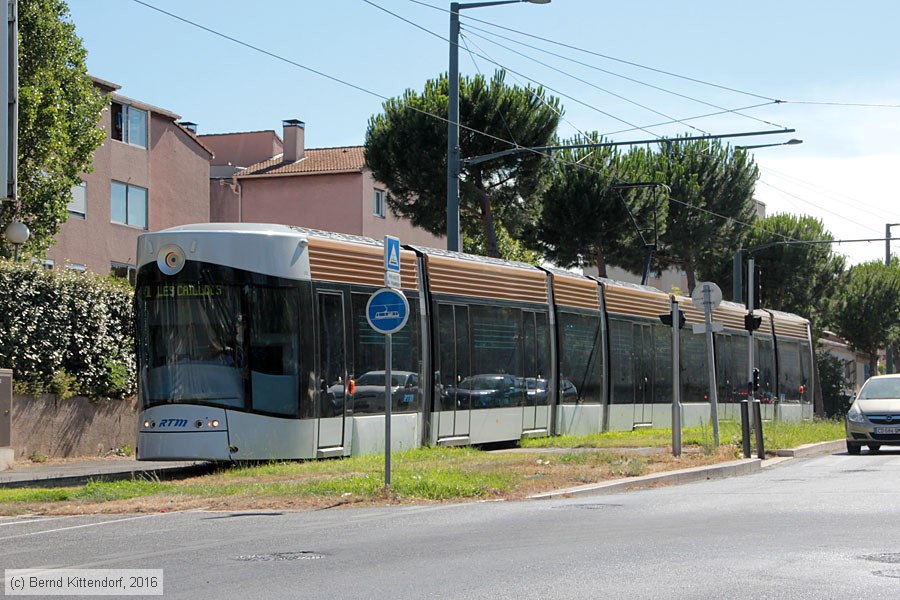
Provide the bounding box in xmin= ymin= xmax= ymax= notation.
xmin=521 ymin=417 xmax=844 ymax=453
xmin=0 ymin=419 xmax=843 ymax=514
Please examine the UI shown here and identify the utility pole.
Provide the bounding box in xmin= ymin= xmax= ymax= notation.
xmin=887 ymin=224 xmax=899 ymax=374
xmin=2 ymin=0 xmax=16 ymax=206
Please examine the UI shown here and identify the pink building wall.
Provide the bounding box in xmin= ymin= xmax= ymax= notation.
xmin=235 ymin=169 xmax=444 ymax=247
xmin=47 ymin=93 xmax=211 ymax=274
xmin=200 ymin=131 xmax=282 ymax=167
xmin=238 ymin=173 xmax=362 ymax=232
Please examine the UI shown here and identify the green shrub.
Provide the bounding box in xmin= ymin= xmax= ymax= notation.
xmin=0 ymin=260 xmax=136 ymax=398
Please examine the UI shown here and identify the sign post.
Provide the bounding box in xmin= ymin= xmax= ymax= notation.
xmin=366 ymin=236 xmax=408 ymax=488
xmin=691 ymin=281 xmax=723 ymax=447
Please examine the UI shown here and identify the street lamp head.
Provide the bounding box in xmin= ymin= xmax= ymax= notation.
xmin=4 ymin=219 xmax=30 ymax=245
xmin=785 ymin=138 xmax=803 ymax=145
xmin=527 ymin=0 xmax=551 ymax=4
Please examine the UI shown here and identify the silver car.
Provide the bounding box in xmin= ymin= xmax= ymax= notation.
xmin=845 ymin=374 xmax=900 ymax=454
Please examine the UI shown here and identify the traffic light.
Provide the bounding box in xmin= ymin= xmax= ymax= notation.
xmin=659 ymin=312 xmax=686 ymax=329
xmin=752 ymin=368 xmax=760 ymax=392
xmin=744 ymin=313 xmax=763 ymax=332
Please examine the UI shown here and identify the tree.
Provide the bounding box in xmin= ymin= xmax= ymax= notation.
xmin=738 ymin=213 xmax=845 ymax=323
xmin=365 ymin=70 xmax=560 ymax=258
xmin=2 ymin=0 xmax=106 ymax=257
xmin=537 ymin=141 xmax=664 ymax=277
xmin=650 ymin=139 xmax=758 ymax=293
xmin=829 ymin=261 xmax=900 ymax=376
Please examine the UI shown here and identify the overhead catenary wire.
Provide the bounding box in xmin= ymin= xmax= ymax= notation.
xmin=130 ymin=0 xmax=818 ymax=253
xmin=406 ymin=0 xmax=780 ymax=103
xmin=461 ymin=27 xmax=710 ymax=136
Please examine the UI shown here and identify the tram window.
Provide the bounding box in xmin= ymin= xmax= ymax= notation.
xmin=680 ymin=330 xmax=709 ymax=403
xmin=653 ymin=324 xmax=672 ymax=404
xmin=778 ymin=339 xmax=802 ymax=403
xmin=249 ymin=287 xmax=300 ymax=416
xmin=469 ymin=305 xmax=524 ymax=408
xmin=719 ymin=334 xmax=750 ymax=403
xmin=137 ymin=283 xmax=244 ymax=409
xmin=608 ymin=318 xmax=633 ymax=405
xmin=799 ymin=340 xmax=812 ymax=403
xmin=754 ymin=335 xmax=776 ymax=402
xmin=558 ymin=311 xmax=604 ymax=404
xmin=350 ymin=293 xmax=420 ymax=414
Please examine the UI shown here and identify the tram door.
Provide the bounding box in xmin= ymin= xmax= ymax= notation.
xmin=633 ymin=323 xmax=654 ymax=425
xmin=317 ymin=291 xmax=347 ymax=451
xmin=437 ymin=304 xmax=471 ymax=439
xmin=522 ymin=311 xmax=550 ymax=432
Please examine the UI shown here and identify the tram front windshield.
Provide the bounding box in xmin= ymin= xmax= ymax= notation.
xmin=137 ymin=283 xmax=245 ymax=409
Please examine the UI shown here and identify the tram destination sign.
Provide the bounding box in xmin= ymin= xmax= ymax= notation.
xmin=366 ymin=287 xmax=410 ymax=335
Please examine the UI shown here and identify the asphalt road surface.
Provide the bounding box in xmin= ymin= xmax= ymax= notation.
xmin=2 ymin=450 xmax=899 ymax=599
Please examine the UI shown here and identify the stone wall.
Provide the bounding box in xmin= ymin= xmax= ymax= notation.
xmin=11 ymin=395 xmax=137 ymax=459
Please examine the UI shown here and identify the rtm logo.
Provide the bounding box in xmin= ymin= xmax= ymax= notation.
xmin=159 ymin=419 xmax=189 ymax=427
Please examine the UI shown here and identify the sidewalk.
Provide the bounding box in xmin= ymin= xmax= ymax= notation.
xmin=0 ymin=458 xmax=210 ymax=488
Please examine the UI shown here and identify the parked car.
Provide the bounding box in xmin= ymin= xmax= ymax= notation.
xmin=845 ymin=374 xmax=900 ymax=454
xmin=351 ymin=370 xmax=418 ymax=414
xmin=455 ymin=374 xmax=524 ymax=409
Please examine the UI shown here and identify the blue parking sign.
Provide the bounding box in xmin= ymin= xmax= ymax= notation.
xmin=366 ymin=288 xmax=410 ymax=335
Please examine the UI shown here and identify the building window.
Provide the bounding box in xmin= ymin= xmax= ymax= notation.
xmin=68 ymin=181 xmax=87 ymax=218
xmin=374 ymin=189 xmax=386 ymax=218
xmin=110 ymin=101 xmax=148 ymax=148
xmin=66 ymin=263 xmax=87 ymax=273
xmin=31 ymin=258 xmax=54 ymax=271
xmin=110 ymin=262 xmax=136 ymax=285
xmin=111 ymin=181 xmax=148 ymax=229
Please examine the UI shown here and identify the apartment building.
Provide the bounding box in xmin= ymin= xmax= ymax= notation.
xmin=199 ymin=120 xmax=444 ymax=247
xmin=46 ymin=77 xmax=212 ymax=280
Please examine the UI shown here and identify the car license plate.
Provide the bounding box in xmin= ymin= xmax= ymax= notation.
xmin=875 ymin=426 xmax=900 ymax=434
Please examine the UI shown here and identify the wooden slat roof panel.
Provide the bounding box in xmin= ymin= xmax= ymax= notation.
xmin=552 ymin=273 xmax=599 ymax=310
xmin=426 ymin=254 xmax=547 ymax=303
xmin=308 ymin=237 xmax=418 ymax=291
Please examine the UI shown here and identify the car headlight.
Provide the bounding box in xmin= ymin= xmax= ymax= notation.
xmin=847 ymin=405 xmax=867 ymax=424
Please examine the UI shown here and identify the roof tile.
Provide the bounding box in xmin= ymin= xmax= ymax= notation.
xmin=237 ymin=146 xmax=365 ymax=177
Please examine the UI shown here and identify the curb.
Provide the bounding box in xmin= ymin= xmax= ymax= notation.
xmin=530 ymin=458 xmax=761 ymax=500
xmin=0 ymin=462 xmax=212 ymax=489
xmin=530 ymin=440 xmax=845 ymax=500
xmin=775 ymin=439 xmax=845 ymax=458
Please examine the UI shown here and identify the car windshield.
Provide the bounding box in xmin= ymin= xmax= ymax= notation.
xmin=858 ymin=378 xmax=900 ymax=399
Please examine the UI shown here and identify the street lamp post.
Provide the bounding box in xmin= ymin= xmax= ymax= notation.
xmin=447 ymin=0 xmax=550 ymax=253
xmin=886 ymin=223 xmax=900 ymax=373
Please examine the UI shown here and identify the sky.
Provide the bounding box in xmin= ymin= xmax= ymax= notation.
xmin=65 ymin=0 xmax=900 ymax=265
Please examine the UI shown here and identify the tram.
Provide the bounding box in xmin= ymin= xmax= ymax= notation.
xmin=135 ymin=223 xmax=814 ymax=461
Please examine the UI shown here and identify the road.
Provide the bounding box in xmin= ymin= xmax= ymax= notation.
xmin=2 ymin=450 xmax=899 ymax=599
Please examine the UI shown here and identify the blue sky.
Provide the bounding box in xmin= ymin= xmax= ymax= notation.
xmin=67 ymin=0 xmax=900 ymax=264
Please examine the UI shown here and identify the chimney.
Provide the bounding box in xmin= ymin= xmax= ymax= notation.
xmin=282 ymin=119 xmax=305 ymax=163
xmin=179 ymin=121 xmax=198 ymax=134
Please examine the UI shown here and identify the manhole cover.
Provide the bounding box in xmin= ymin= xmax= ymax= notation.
xmin=557 ymin=503 xmax=623 ymax=510
xmin=841 ymin=469 xmax=878 ymax=473
xmin=873 ymin=570 xmax=900 ymax=579
xmin=235 ymin=551 xmax=324 ymax=562
xmin=860 ymin=553 xmax=900 ymax=564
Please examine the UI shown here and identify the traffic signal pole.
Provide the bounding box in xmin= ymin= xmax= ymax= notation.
xmin=671 ymin=298 xmax=682 ymax=457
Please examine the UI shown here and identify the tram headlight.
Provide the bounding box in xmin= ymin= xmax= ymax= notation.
xmin=143 ymin=420 xmax=155 ymax=429
xmin=208 ymin=420 xmax=220 ymax=428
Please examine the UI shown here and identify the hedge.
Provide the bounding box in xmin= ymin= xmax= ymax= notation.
xmin=0 ymin=260 xmax=135 ymax=398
